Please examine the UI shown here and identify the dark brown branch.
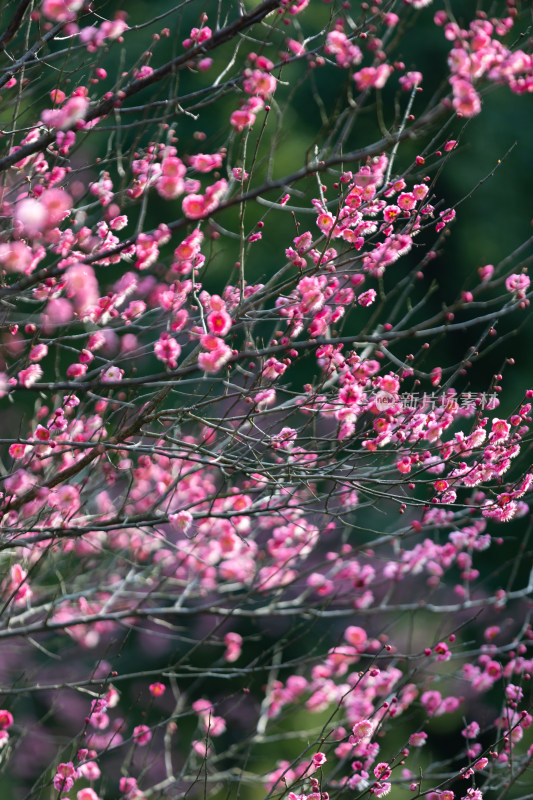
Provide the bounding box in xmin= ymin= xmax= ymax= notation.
xmin=0 ymin=0 xmax=283 ymax=172
xmin=0 ymin=0 xmax=32 ymax=53
xmin=0 ymin=20 xmax=64 ymax=89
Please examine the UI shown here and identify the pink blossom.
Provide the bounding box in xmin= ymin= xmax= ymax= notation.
xmin=505 ymin=273 xmax=530 ymax=297
xmin=262 ymin=357 xmax=287 ymax=380
xmin=230 ymin=107 xmax=257 ymax=132
xmin=18 ymin=365 xmax=43 ymax=387
xmin=198 ymin=337 xmax=232 ymax=373
xmin=350 ymin=719 xmax=373 ymax=743
xmin=373 ymin=782 xmax=392 ymax=797
xmin=409 ymin=731 xmax=428 ymax=746
xmin=325 ymin=31 xmax=362 ymax=68
xmin=476 ymin=263 xmax=493 ymax=282
xmin=183 ymin=25 xmax=212 ymax=49
xmin=30 ymin=344 xmax=48 ymax=362
xmin=224 ymin=632 xmax=243 ymax=662
xmin=0 ymin=241 xmax=34 ymax=273
xmin=78 ymin=791 xmax=101 ymax=800
xmin=157 ymin=156 xmax=186 ymax=199
xmin=270 ymin=427 xmax=297 ymax=451
xmin=41 ymin=0 xmax=83 ymax=22
xmin=207 ymin=309 xmax=232 ymax=336
xmin=192 ymin=739 xmax=211 ymax=756
xmin=243 ymin=69 xmax=277 ymax=98
xmin=353 ymin=64 xmax=393 ymax=91
xmin=54 ymin=762 xmax=77 ymax=793
xmin=99 ymin=366 xmax=123 ymax=383
xmin=312 ymin=752 xmax=327 ymax=767
xmin=42 ymin=94 xmax=89 ymax=130
xmin=120 ymin=777 xmax=142 ymax=798
xmin=358 ymin=289 xmax=377 ymax=307
xmin=189 ymin=153 xmax=224 ymax=173
xmin=399 ymin=71 xmax=423 ymax=90
xmin=54 ymin=775 xmax=75 ymax=793
xmin=80 ymin=17 xmax=128 ymax=51
xmin=420 ymin=690 xmax=443 ymax=716
xmin=490 ymin=418 xmax=510 ymax=441
xmin=42 ymin=298 xmax=74 ymax=331
xmin=286 ymin=0 xmax=310 ymax=15
xmin=41 ymin=188 xmax=73 ymax=226
xmin=0 ymin=711 xmax=13 ymax=729
xmin=287 ymin=39 xmax=306 ymax=57
xmin=462 ymin=791 xmax=483 ymax=800
xmin=133 ymin=724 xmax=152 ymax=746
xmin=462 ymin=721 xmax=480 ymax=738
xmin=154 ymin=333 xmax=181 ymax=369
xmin=65 ymin=263 xmax=99 ymax=317
xmin=14 ymin=198 xmax=47 ymax=236
xmin=169 ymin=510 xmax=193 ymax=533
xmin=374 ymin=763 xmax=392 ymax=780
xmin=182 ymin=194 xmax=207 ymax=219
xmin=78 ymin=761 xmax=101 ymax=780
xmin=397 ymin=192 xmax=417 ymax=210
xmin=9 ymin=443 xmax=28 ymax=459
xmin=344 ymin=626 xmax=367 ymax=649
xmin=451 ymin=78 xmax=481 ymax=117
xmin=67 ymin=362 xmax=88 ymax=379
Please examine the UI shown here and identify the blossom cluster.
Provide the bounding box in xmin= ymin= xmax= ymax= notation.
xmin=0 ymin=0 xmax=532 ymax=798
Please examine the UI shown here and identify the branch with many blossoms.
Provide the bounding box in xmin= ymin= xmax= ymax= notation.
xmin=0 ymin=0 xmax=532 ymax=798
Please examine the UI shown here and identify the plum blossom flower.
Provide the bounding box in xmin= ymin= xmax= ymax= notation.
xmin=101 ymin=366 xmax=124 ymax=383
xmin=230 ymin=107 xmax=257 ymax=132
xmin=18 ymin=365 xmax=43 ymax=387
xmin=0 ymin=710 xmax=14 ymax=729
xmin=399 ymin=71 xmax=423 ymax=90
xmin=133 ymin=724 xmax=152 ymax=746
xmin=344 ymin=626 xmax=367 ymax=649
xmin=198 ymin=335 xmax=232 ymax=373
xmin=243 ymin=69 xmax=277 ymax=99
xmin=30 ymin=344 xmax=48 ymax=362
xmin=156 ymin=156 xmax=186 ymax=199
xmin=353 ymin=64 xmax=393 ymax=91
xmin=154 ymin=333 xmax=181 ymax=369
xmin=505 ymin=273 xmax=530 ymax=298
xmin=350 ymin=718 xmax=373 ymax=743
xmin=373 ymin=784 xmax=392 ymax=798
xmin=41 ymin=0 xmax=83 ymax=22
xmin=325 ymin=30 xmax=362 ymax=68
xmin=183 ymin=25 xmax=212 ymax=49
xmin=189 ymin=153 xmax=223 ymax=172
xmin=78 ymin=790 xmax=101 ymax=800
xmin=312 ymin=752 xmax=327 ymax=767
xmin=169 ymin=510 xmax=193 ymax=534
xmin=358 ymin=289 xmax=376 ymax=306
xmin=270 ymin=427 xmax=297 ymax=451
xmin=207 ymin=309 xmax=232 ymax=336
xmin=224 ymin=632 xmax=243 ymax=662
xmin=54 ymin=762 xmax=77 ymax=792
xmin=450 ymin=77 xmax=481 ymax=117
xmin=42 ymin=94 xmax=89 ymax=130
xmin=0 ymin=241 xmax=34 ymax=273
